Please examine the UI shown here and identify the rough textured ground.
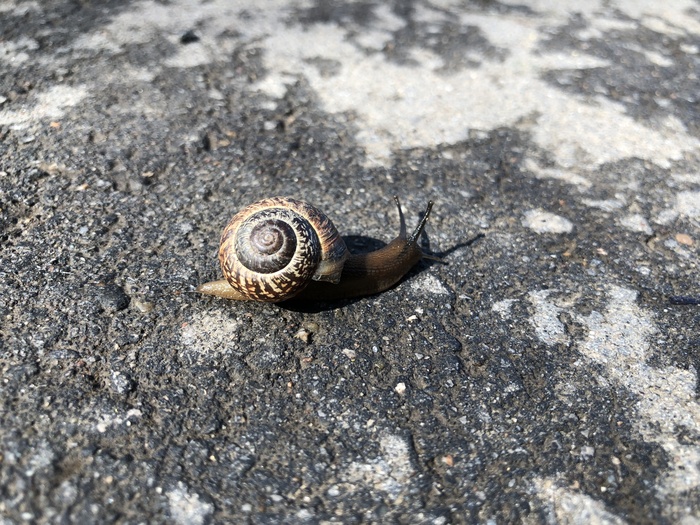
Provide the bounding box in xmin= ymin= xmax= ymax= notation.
xmin=1 ymin=1 xmax=699 ymax=523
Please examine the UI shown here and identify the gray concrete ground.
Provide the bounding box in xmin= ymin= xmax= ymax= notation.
xmin=1 ymin=1 xmax=699 ymax=523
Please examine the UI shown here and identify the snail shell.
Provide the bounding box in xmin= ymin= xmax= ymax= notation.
xmin=218 ymin=197 xmax=348 ymax=302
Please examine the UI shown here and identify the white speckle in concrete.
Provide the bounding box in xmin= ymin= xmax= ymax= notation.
xmin=672 ymin=172 xmax=700 ymax=183
xmin=581 ymin=199 xmax=625 ymax=212
xmin=411 ymin=273 xmax=451 ymax=295
xmin=663 ymin=238 xmax=693 ymax=259
xmin=0 ymin=84 xmax=87 ymax=128
xmin=675 ymin=191 xmax=700 ymax=219
xmin=533 ymin=477 xmax=627 ymax=525
xmin=164 ymin=41 xmax=213 ymax=69
xmin=492 ymin=298 xmax=516 ymax=317
xmin=0 ymin=1 xmax=39 ymax=15
xmin=615 ymin=0 xmax=700 ymax=34
xmin=620 ymin=214 xmax=653 ymax=235
xmin=296 ymin=508 xmax=315 ymax=521
xmin=352 ymin=4 xmax=404 ymax=51
xmin=181 ymin=310 xmax=241 ymax=356
xmin=25 ymin=441 xmax=55 ymax=477
xmin=654 ymin=208 xmax=679 ymax=226
xmin=524 ymin=159 xmax=592 ymax=190
xmin=275 ymin=9 xmax=660 ymax=165
xmin=579 ymin=286 xmax=700 ymax=501
xmin=344 ymin=433 xmax=415 ymax=501
xmin=580 ymin=445 xmax=595 ymax=459
xmin=528 ymin=290 xmax=567 ymax=346
xmin=500 ymin=0 xmax=603 ymax=18
xmin=167 ymin=482 xmax=213 ymax=525
xmin=522 ymin=209 xmax=574 ymax=234
xmin=0 ymin=36 xmax=39 ymax=65
xmin=58 ymin=0 xmax=700 ymax=168
xmin=95 ymin=409 xmax=143 ymax=433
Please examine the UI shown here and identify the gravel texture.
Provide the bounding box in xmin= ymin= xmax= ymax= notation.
xmin=1 ymin=1 xmax=699 ymax=523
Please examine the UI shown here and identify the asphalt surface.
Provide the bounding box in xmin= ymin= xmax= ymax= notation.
xmin=1 ymin=1 xmax=699 ymax=524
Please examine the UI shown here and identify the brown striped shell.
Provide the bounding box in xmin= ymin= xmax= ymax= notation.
xmin=218 ymin=197 xmax=349 ymax=302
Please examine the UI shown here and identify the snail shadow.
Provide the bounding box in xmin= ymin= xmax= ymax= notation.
xmin=279 ymin=233 xmax=485 ymax=313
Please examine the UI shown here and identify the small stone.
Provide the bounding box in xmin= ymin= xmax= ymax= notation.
xmin=580 ymin=446 xmax=595 ymax=458
xmin=49 ymin=349 xmax=81 ymax=360
xmin=294 ymin=328 xmax=311 ymax=343
xmin=133 ymin=299 xmax=154 ymax=314
xmin=88 ymin=130 xmax=107 ymax=143
xmin=675 ymin=233 xmax=693 ymax=246
xmin=441 ymin=455 xmax=454 ymax=467
xmin=303 ymin=321 xmax=319 ymax=332
xmin=395 ymin=382 xmax=406 ymax=395
xmin=180 ymin=30 xmax=200 ymax=44
xmin=96 ymin=284 xmax=130 ymax=313
xmin=110 ymin=371 xmax=135 ymax=395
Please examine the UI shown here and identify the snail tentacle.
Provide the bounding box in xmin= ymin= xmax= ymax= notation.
xmin=408 ymin=200 xmax=433 ymax=244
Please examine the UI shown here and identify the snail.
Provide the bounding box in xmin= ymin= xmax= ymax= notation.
xmin=197 ymin=196 xmax=434 ymax=302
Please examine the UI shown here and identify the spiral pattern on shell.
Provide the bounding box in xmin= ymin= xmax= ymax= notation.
xmin=218 ymin=197 xmax=348 ymax=302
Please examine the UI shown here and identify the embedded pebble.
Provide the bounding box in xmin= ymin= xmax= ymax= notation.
xmin=95 ymin=284 xmax=130 ymax=313
xmin=675 ymin=233 xmax=693 ymax=246
xmin=110 ymin=371 xmax=135 ymax=395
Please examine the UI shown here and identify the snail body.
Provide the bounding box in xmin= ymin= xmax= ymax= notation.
xmin=197 ymin=196 xmax=434 ymax=302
